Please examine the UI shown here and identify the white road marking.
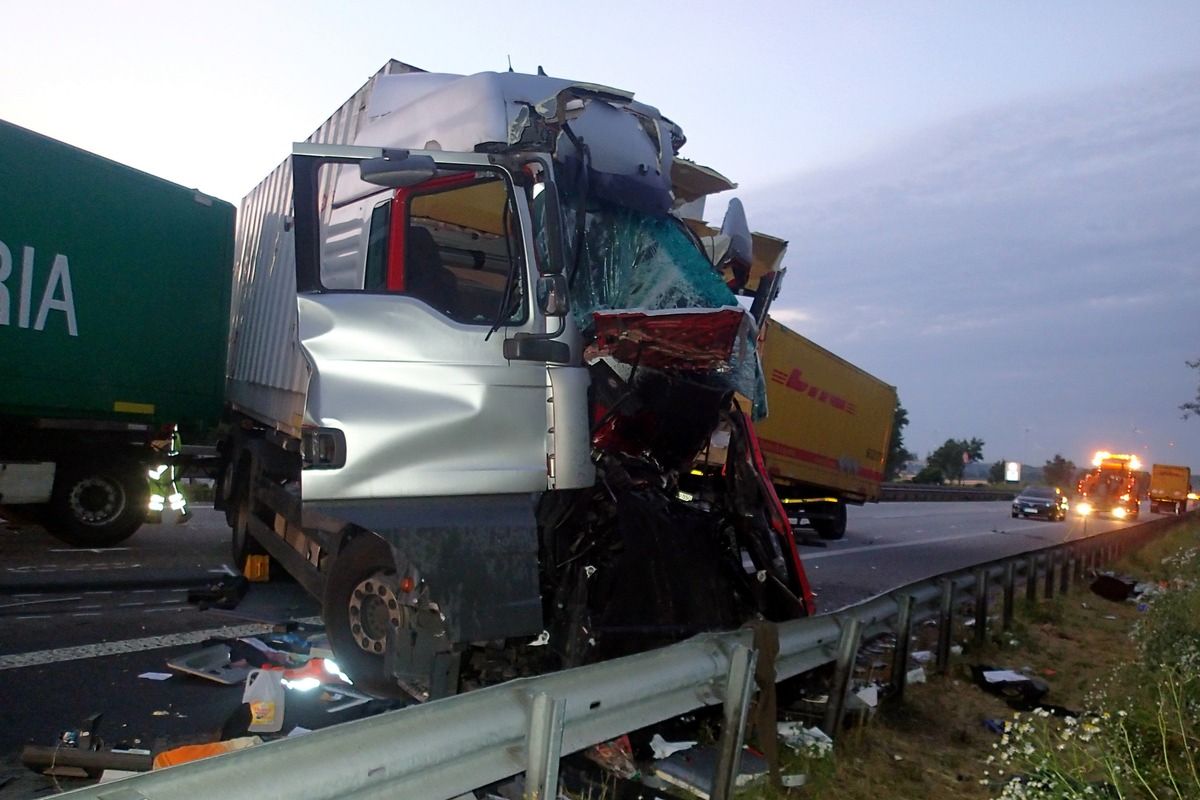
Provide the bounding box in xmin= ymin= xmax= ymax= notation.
xmin=0 ymin=596 xmax=82 ymax=610
xmin=0 ymin=623 xmax=275 ymax=670
xmin=49 ymin=548 xmax=132 ymax=554
xmin=801 ymin=529 xmax=1016 ymax=561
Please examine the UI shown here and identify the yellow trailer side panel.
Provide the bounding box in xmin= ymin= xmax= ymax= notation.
xmin=754 ymin=319 xmax=896 ymax=502
xmin=1149 ymin=464 xmax=1191 ymax=501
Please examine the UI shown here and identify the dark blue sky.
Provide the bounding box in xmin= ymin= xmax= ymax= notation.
xmin=750 ymin=68 xmax=1200 ymax=470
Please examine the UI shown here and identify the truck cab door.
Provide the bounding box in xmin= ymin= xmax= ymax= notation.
xmin=290 ymin=145 xmax=584 ymax=502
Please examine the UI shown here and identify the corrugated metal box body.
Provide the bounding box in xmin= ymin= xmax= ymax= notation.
xmin=227 ymin=60 xmax=422 ymax=434
xmin=754 ymin=319 xmax=896 ymax=502
xmin=0 ymin=120 xmax=235 ymax=433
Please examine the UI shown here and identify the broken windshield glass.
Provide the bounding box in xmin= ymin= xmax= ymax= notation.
xmin=559 ymin=200 xmax=768 ymax=417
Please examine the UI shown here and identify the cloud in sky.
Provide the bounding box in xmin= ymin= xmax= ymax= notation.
xmin=746 ymin=67 xmax=1200 ymax=469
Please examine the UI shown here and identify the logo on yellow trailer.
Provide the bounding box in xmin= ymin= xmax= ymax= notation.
xmin=770 ymin=368 xmax=858 ymax=415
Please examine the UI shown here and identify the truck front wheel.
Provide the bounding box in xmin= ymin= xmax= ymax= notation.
xmin=47 ymin=459 xmax=148 ymax=547
xmin=324 ymin=534 xmax=402 ymax=697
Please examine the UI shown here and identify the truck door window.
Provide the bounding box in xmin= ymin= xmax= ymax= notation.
xmin=380 ymin=172 xmax=526 ymax=325
xmin=320 ymin=162 xmax=526 ymax=326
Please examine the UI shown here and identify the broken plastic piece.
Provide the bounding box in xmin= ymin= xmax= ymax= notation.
xmin=777 ymin=722 xmax=833 ymax=756
xmin=650 ymin=745 xmax=767 ymax=798
xmin=151 ymin=736 xmax=262 ymax=769
xmin=167 ymin=644 xmax=252 ymax=685
xmin=584 ymin=735 xmax=639 ymax=780
xmin=649 ymin=733 xmax=697 ymax=759
xmin=853 ymin=684 xmax=880 ymax=707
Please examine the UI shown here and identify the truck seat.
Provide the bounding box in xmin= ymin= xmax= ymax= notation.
xmin=406 ymin=226 xmax=460 ymax=316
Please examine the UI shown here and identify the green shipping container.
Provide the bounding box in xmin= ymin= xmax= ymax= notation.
xmin=0 ymin=120 xmax=235 ymax=434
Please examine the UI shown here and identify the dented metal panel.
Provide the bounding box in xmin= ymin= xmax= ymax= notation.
xmin=227 ymin=60 xmax=423 ymax=435
xmin=298 ymin=293 xmax=552 ymax=500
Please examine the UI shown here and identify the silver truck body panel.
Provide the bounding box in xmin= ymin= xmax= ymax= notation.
xmin=298 ymin=292 xmax=555 ymax=500
xmin=228 ymin=62 xmax=422 ymax=436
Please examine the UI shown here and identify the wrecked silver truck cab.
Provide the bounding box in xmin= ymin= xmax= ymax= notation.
xmin=227 ymin=67 xmax=812 ymax=698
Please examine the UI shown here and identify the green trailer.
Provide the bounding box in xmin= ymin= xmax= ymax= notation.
xmin=0 ymin=119 xmax=235 ymax=545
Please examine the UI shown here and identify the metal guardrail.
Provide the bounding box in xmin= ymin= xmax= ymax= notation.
xmin=880 ymin=483 xmax=1017 ymax=502
xmin=51 ymin=512 xmax=1195 ymax=800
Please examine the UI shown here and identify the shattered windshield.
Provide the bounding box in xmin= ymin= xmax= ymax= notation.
xmin=554 ymin=198 xmax=768 ymax=417
xmin=563 ymin=202 xmax=733 ymax=332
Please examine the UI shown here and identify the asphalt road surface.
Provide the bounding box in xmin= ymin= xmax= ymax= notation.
xmin=0 ymin=507 xmax=330 ymax=799
xmin=804 ymin=500 xmax=1139 ymax=611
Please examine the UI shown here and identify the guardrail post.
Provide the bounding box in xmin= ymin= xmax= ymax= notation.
xmin=822 ymin=618 xmax=863 ymax=737
xmin=890 ymin=595 xmax=916 ymax=699
xmin=526 ymin=692 xmax=566 ymax=800
xmin=1059 ymin=548 xmax=1071 ymax=595
xmin=712 ymin=644 xmax=758 ymax=800
xmin=1025 ymin=554 xmax=1038 ymax=604
xmin=1044 ymin=551 xmax=1056 ymax=600
xmin=1002 ymin=561 xmax=1016 ymax=631
xmin=936 ymin=580 xmax=956 ymax=674
xmin=1073 ymin=544 xmax=1084 ymax=584
xmin=973 ymin=567 xmax=989 ymax=647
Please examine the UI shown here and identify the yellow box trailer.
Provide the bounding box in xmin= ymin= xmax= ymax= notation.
xmin=753 ymin=319 xmax=896 ymax=539
xmin=1148 ymin=463 xmax=1191 ymax=514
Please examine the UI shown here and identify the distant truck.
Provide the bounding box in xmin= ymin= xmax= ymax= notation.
xmin=1148 ymin=463 xmax=1191 ymax=514
xmin=1076 ymin=452 xmax=1141 ymax=521
xmin=0 ymin=120 xmax=235 ymax=546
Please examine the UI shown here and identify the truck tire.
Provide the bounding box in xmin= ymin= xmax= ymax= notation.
xmin=47 ymin=459 xmax=148 ymax=547
xmin=323 ymin=533 xmax=402 ymax=697
xmin=813 ymin=501 xmax=847 ymax=540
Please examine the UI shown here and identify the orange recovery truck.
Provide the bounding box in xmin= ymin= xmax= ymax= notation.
xmin=1148 ymin=463 xmax=1192 ymax=514
xmin=1077 ymin=452 xmax=1142 ymax=520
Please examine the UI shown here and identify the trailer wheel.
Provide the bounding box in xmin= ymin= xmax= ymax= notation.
xmin=814 ymin=501 xmax=847 ymax=540
xmin=47 ymin=459 xmax=148 ymax=547
xmin=324 ymin=534 xmax=402 ymax=697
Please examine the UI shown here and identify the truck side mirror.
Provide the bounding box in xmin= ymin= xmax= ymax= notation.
xmin=536 ymin=274 xmax=569 ymax=317
xmin=359 ymin=150 xmax=437 ymax=188
xmin=538 ymin=181 xmax=566 ymax=276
